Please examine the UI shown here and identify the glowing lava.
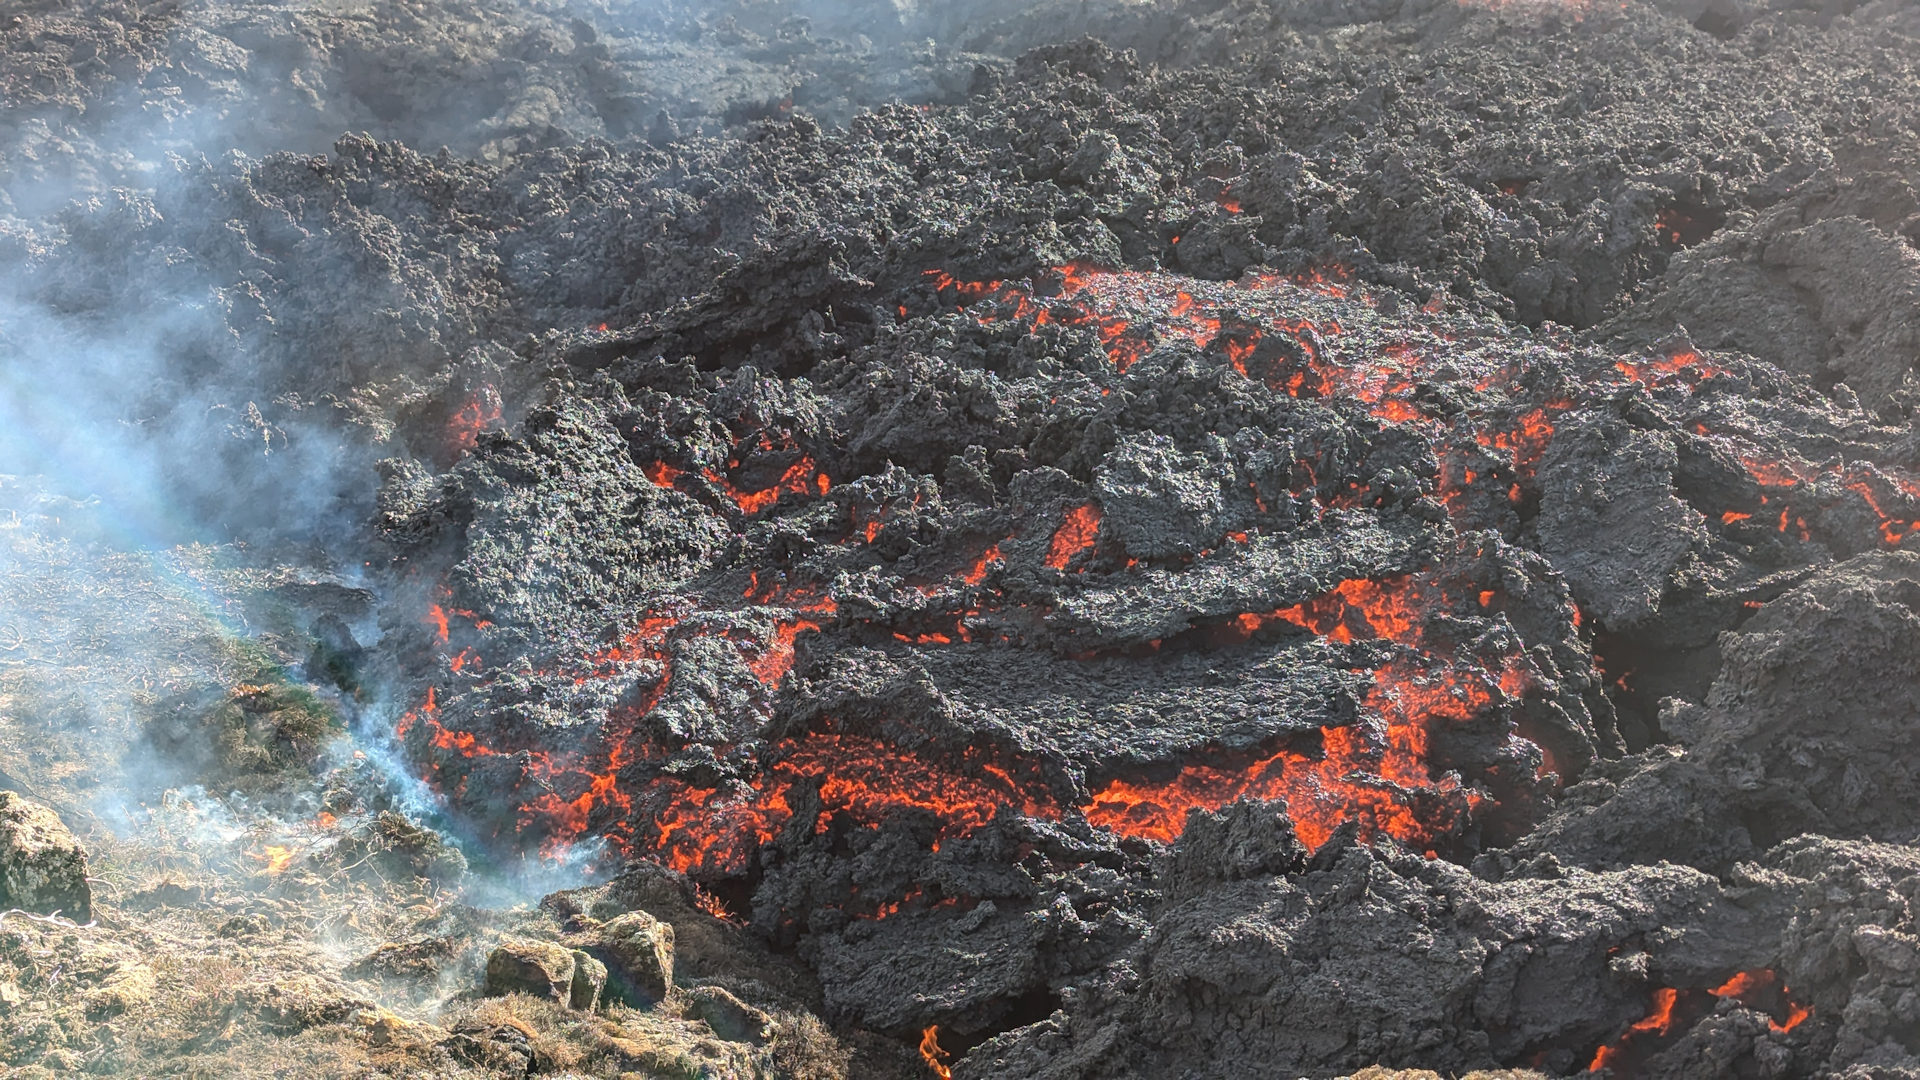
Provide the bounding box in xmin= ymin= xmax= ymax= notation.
xmin=639 ymin=428 xmax=831 ymax=515
xmin=1586 ymin=970 xmax=1812 ymax=1073
xmin=924 ymin=262 xmax=1587 ymax=525
xmin=446 ymin=388 xmax=503 ymax=456
xmin=1711 ymin=969 xmax=1812 ymax=1034
xmin=962 ymin=540 xmax=1007 ymax=585
xmin=402 ymin=584 xmax=836 ymax=858
xmin=1045 ymin=504 xmax=1103 ymax=570
xmin=643 ymin=734 xmax=1060 ymax=877
xmin=1083 ymin=573 xmax=1531 ymax=851
xmin=716 ymin=456 xmax=831 ymax=514
xmin=925 ymin=261 xmax=1352 ymax=374
xmin=1614 ymin=349 xmax=1727 ymax=389
xmin=1588 ymin=988 xmax=1678 ymax=1072
xmin=409 ymin=263 xmax=1656 ymax=881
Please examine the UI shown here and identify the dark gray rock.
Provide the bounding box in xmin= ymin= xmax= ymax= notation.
xmin=0 ymin=793 xmax=90 ymax=921
xmin=595 ymin=911 xmax=675 ymax=1005
xmin=484 ymin=940 xmax=577 ymax=1003
xmin=568 ymin=950 xmax=607 ymax=1011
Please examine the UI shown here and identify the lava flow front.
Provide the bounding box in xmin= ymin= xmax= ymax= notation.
xmin=400 ymin=261 xmax=1611 ymax=885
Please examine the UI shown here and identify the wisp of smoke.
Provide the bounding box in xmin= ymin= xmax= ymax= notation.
xmin=0 ymin=282 xmax=377 ymax=552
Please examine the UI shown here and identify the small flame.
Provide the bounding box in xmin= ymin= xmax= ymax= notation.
xmin=254 ymin=844 xmax=293 ymax=876
xmin=919 ymin=1025 xmax=953 ymax=1079
xmin=692 ymin=884 xmax=734 ymax=922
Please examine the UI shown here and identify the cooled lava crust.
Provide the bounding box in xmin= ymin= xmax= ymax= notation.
xmin=18 ymin=0 xmax=1920 ymax=1075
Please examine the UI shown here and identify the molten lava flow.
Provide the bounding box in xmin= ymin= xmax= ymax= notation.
xmin=1712 ymin=970 xmax=1773 ymax=998
xmin=1699 ymin=432 xmax=1920 ymax=549
xmin=643 ymin=460 xmax=684 ymax=488
xmin=424 ymin=604 xmax=450 ymax=645
xmin=925 ymin=269 xmax=1005 ymax=303
xmin=514 ymin=603 xmax=836 ymax=851
xmin=644 ymin=779 xmax=791 ymax=876
xmin=521 ymin=750 xmax=635 ymax=849
xmin=1272 ymin=576 xmax=1420 ymax=645
xmin=406 ymin=686 xmax=522 ymax=763
xmin=404 ymin=569 xmax=840 ymax=858
xmin=1614 ymin=349 xmax=1728 ymax=389
xmin=1082 ymin=655 xmax=1515 ymax=851
xmin=1635 ymin=988 xmax=1681 ymax=1037
xmin=1272 ymin=338 xmax=1438 ymax=426
xmin=638 ymin=433 xmax=830 ymax=515
xmin=748 ymin=618 xmax=821 ymax=686
xmin=1710 ymin=968 xmax=1813 ymax=1033
xmin=578 ymin=612 xmax=681 ymax=680
xmin=920 ymin=1025 xmax=954 ymax=1079
xmin=1476 ymin=404 xmax=1566 ymax=481
xmin=962 ymin=540 xmax=1007 ymax=584
xmin=1587 ymin=971 xmax=1813 ymax=1071
xmin=1588 ymin=987 xmax=1679 ymax=1072
xmin=418 ymin=263 xmax=1643 ymax=876
xmin=642 ymin=734 xmax=1059 ymax=876
xmin=1045 ymin=504 xmax=1102 ymax=570
xmin=708 ymin=456 xmax=830 ymax=514
xmin=927 ymin=261 xmax=1353 ymax=374
xmin=1084 ymin=574 xmax=1531 ymax=851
